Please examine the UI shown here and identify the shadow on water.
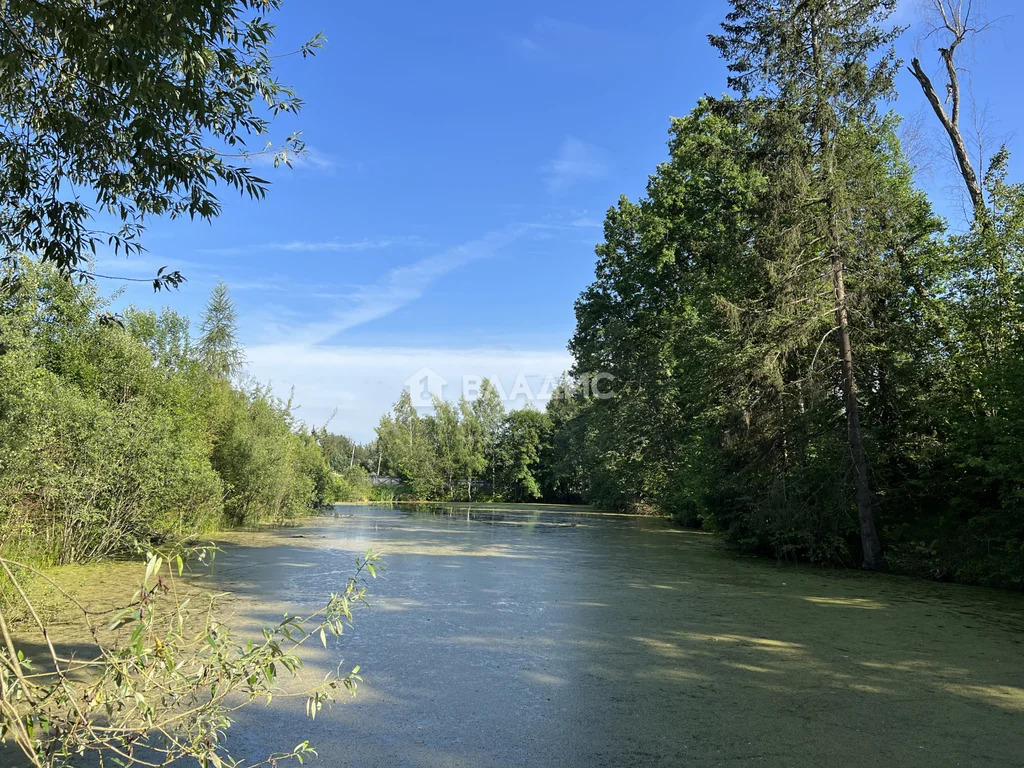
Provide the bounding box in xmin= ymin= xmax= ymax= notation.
xmin=11 ymin=503 xmax=1024 ymax=767
xmin=200 ymin=504 xmax=1024 ymax=768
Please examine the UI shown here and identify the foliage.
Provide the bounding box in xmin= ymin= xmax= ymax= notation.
xmin=367 ymin=487 xmax=395 ymax=504
xmin=0 ymin=0 xmax=322 ymax=277
xmin=375 ymin=391 xmax=443 ymax=499
xmin=493 ymin=408 xmax=550 ymax=502
xmin=198 ymin=281 xmax=246 ymax=379
xmin=471 ymin=379 xmax=505 ymax=492
xmin=330 ymin=466 xmax=375 ymax=503
xmin=0 ymin=546 xmax=383 ymax=768
xmin=541 ymin=0 xmax=1024 ymax=587
xmin=709 ymin=0 xmax=909 ymax=569
xmin=317 ymin=432 xmax=380 ymax=476
xmin=0 ymin=263 xmax=335 ymax=564
xmin=536 ymin=381 xmax=589 ymax=504
xmin=209 ymin=381 xmax=327 ymax=526
xmin=374 ymin=381 xmax=561 ymax=503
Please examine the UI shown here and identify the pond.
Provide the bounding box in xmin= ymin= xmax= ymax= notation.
xmin=206 ymin=503 xmax=1023 ymax=767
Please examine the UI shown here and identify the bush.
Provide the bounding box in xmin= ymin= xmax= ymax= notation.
xmin=0 ymin=262 xmax=334 ymax=563
xmin=330 ymin=466 xmax=374 ymax=502
xmin=0 ymin=547 xmax=383 ymax=768
xmin=369 ymin=485 xmax=397 ymax=503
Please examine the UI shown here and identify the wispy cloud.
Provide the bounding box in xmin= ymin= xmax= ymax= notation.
xmin=281 ymin=225 xmax=535 ymax=345
xmin=272 ymin=236 xmax=422 ymax=253
xmin=541 ymin=137 xmax=609 ymax=193
xmin=199 ymin=236 xmax=423 ymax=257
xmin=515 ymin=17 xmax=601 ymax=58
xmin=570 ymin=215 xmax=602 ymax=229
xmin=519 ymin=37 xmax=541 ymax=53
xmin=224 ymin=277 xmax=289 ymax=292
xmin=291 ymin=147 xmax=339 ymax=171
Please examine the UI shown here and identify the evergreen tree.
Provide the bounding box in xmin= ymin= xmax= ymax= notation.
xmin=710 ymin=0 xmax=903 ymax=569
xmin=198 ymin=280 xmax=245 ymax=380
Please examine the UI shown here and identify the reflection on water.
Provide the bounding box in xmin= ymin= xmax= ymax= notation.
xmin=205 ymin=504 xmax=1024 ymax=768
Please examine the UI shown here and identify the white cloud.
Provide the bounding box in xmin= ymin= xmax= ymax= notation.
xmin=570 ymin=215 xmax=602 ymax=229
xmin=246 ymin=343 xmax=574 ymax=441
xmin=514 ymin=18 xmax=601 ymax=59
xmin=237 ymin=221 xmax=580 ymax=438
xmin=291 ymin=147 xmax=339 ymax=171
xmin=271 ymin=236 xmax=421 ymax=253
xmin=542 ymin=137 xmax=609 ymax=192
xmin=271 ymin=223 xmax=541 ymax=345
xmin=198 ymin=236 xmax=421 ymax=256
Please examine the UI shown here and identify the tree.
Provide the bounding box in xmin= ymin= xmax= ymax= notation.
xmin=427 ymin=397 xmax=462 ymax=496
xmin=198 ymin=280 xmax=245 ymax=379
xmin=0 ymin=262 xmax=335 ymax=560
xmin=124 ymin=307 xmax=194 ymax=372
xmin=908 ymin=0 xmax=992 ymax=219
xmin=472 ymin=378 xmax=505 ymax=491
xmin=538 ymin=379 xmax=590 ymax=504
xmin=372 ymin=384 xmax=510 ymax=502
xmin=494 ymin=408 xmax=550 ymax=502
xmin=564 ymin=79 xmax=940 ymax=559
xmin=0 ymin=0 xmax=322 ymax=281
xmin=915 ymin=149 xmax=1024 ymax=581
xmin=458 ymin=395 xmax=487 ymax=500
xmin=569 ymin=101 xmax=767 ymax=518
xmin=376 ymin=391 xmax=440 ymax=498
xmin=710 ymin=0 xmax=903 ymax=569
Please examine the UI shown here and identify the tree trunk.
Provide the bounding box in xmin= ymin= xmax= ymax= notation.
xmin=908 ymin=56 xmax=985 ymax=215
xmin=832 ymin=257 xmax=885 ymax=570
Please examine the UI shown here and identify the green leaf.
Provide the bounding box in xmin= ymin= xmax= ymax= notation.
xmin=144 ymin=554 xmax=163 ymax=587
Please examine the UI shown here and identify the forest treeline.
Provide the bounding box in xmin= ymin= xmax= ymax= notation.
xmin=0 ymin=263 xmax=347 ymax=566
xmin=371 ymin=1 xmax=1024 ymax=588
xmin=365 ymin=383 xmax=554 ymax=503
xmin=550 ymin=2 xmax=1024 ymax=586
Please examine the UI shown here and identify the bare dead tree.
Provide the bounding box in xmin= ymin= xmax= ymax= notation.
xmin=908 ymin=0 xmax=995 ymax=218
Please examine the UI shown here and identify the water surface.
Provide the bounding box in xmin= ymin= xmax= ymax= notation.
xmin=208 ymin=503 xmax=1024 ymax=767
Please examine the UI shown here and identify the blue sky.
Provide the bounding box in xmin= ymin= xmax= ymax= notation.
xmin=98 ymin=0 xmax=1024 ymax=441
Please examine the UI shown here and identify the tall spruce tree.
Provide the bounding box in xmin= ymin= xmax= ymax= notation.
xmin=710 ymin=0 xmax=902 ymax=569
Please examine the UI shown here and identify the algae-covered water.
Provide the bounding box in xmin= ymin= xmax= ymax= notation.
xmin=194 ymin=503 xmax=1024 ymax=767
xmin=22 ymin=503 xmax=1023 ymax=767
